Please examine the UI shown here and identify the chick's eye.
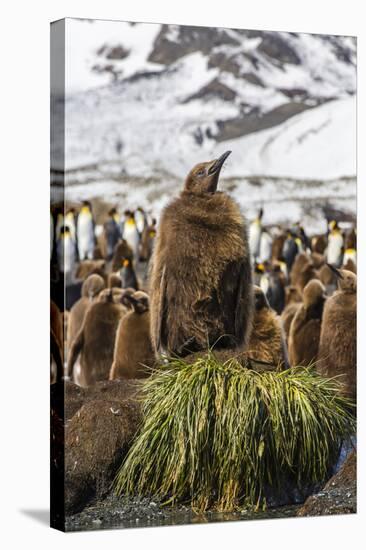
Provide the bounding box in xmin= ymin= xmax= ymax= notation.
xmin=197 ymin=169 xmax=205 ymax=177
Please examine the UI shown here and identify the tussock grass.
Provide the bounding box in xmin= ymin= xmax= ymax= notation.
xmin=114 ymin=353 xmax=355 ymax=512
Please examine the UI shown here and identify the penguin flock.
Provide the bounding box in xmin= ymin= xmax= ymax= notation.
xmin=50 ymin=152 xmax=357 ymax=405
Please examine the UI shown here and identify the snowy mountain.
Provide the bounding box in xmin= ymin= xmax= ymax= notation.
xmin=57 ymin=18 xmax=357 ymax=231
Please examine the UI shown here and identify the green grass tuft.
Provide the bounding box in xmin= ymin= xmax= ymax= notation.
xmin=114 ymin=353 xmax=355 ymax=512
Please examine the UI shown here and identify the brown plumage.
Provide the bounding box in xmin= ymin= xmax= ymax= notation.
xmin=271 ymin=232 xmax=286 ymax=262
xmin=67 ymin=274 xmax=105 ymax=349
xmin=108 ymin=272 xmax=122 ymax=288
xmin=281 ymin=302 xmax=302 ymax=345
xmin=246 ymin=286 xmax=288 ymax=368
xmin=288 ymin=279 xmax=327 ymax=367
xmin=109 ymin=291 xmax=155 ymax=380
xmin=111 ymin=239 xmax=133 ymax=272
xmin=318 ymin=263 xmax=337 ymax=292
xmin=290 ymin=252 xmax=319 ymax=295
xmin=311 ymin=252 xmax=325 ymax=269
xmin=285 ymin=285 xmax=302 ymax=306
xmin=317 ymin=267 xmax=357 ymax=400
xmin=67 ymin=289 xmax=125 ymax=386
xmin=75 ymin=259 xmax=107 ymax=283
xmin=311 ymin=234 xmax=327 ymax=254
xmin=295 ymin=261 xmax=320 ymax=295
xmin=149 ymin=151 xmax=253 ymax=356
xmin=50 ymin=300 xmax=64 ymax=383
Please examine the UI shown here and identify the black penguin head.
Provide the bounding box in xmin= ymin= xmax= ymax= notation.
xmin=254 ymin=285 xmax=270 ymax=310
xmin=60 ymin=225 xmax=70 ymax=236
xmin=184 ymin=151 xmax=231 ymax=195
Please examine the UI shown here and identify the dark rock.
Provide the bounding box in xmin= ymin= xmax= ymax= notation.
xmin=213 ymin=101 xmax=313 ymax=142
xmin=182 ymin=77 xmax=236 ymax=103
xmin=105 ymin=45 xmax=130 ymax=60
xmin=242 ymin=73 xmax=265 ymax=87
xmin=258 ymin=32 xmax=301 ymax=65
xmin=207 ymin=51 xmax=243 ymax=77
xmin=297 ymin=450 xmax=356 ymax=516
xmin=65 ymin=396 xmax=142 ymax=514
xmin=148 ymin=25 xmax=240 ymax=65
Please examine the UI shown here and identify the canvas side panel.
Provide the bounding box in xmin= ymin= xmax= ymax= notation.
xmin=50 ymin=18 xmax=66 ymax=533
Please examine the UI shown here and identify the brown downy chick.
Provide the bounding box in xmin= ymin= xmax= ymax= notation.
xmin=149 ymin=151 xmax=253 ymax=357
xmin=288 ymin=279 xmax=327 ymax=367
xmin=317 ymin=266 xmax=357 ymax=400
xmin=109 ymin=291 xmax=154 ymax=380
xmin=246 ymin=286 xmax=288 ymax=369
xmin=67 ymin=289 xmax=124 ymax=386
xmin=67 ymin=274 xmax=105 ymax=348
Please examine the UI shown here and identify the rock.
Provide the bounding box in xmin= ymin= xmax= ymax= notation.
xmin=297 ymin=450 xmax=356 ymax=516
xmin=65 ymin=396 xmax=142 ymax=514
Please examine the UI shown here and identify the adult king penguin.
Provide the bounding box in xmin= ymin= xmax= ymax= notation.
xmin=326 ymin=220 xmax=344 ymax=267
xmin=77 ymin=201 xmax=95 ymax=260
xmin=149 ymin=151 xmax=253 ymax=357
xmin=122 ymin=210 xmax=140 ymax=262
xmin=57 ymin=226 xmax=76 ymax=284
xmin=249 ymin=208 xmax=263 ymax=261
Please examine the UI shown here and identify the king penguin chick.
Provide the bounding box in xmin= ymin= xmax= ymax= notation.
xmin=57 ymin=225 xmax=76 ymax=284
xmin=122 ymin=210 xmax=140 ymax=262
xmin=249 ymin=207 xmax=263 ymax=262
xmin=317 ymin=266 xmax=357 ymax=400
xmin=281 ymin=301 xmax=302 ymax=346
xmin=288 ymin=279 xmax=327 ymax=367
xmin=67 ymin=273 xmax=105 ymax=352
xmin=67 ymin=289 xmax=124 ymax=386
xmin=120 ymin=257 xmax=139 ymax=290
xmin=246 ymin=286 xmax=288 ymax=369
xmin=149 ymin=151 xmax=253 ymax=357
xmin=109 ymin=291 xmax=154 ymax=380
xmin=326 ymin=220 xmax=344 ymax=267
xmin=76 ymin=201 xmax=95 ymax=260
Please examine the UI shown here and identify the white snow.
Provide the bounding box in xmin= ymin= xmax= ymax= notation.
xmin=65 ymin=18 xmax=163 ymax=93
xmin=211 ymin=97 xmax=356 ymax=179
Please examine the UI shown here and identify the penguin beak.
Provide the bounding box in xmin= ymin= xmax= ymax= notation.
xmin=326 ymin=263 xmax=344 ymax=279
xmin=208 ymin=151 xmax=231 ymax=176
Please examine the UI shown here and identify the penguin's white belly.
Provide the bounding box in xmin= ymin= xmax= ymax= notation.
xmin=65 ymin=216 xmax=76 ymax=240
xmin=259 ymin=234 xmax=272 ymax=263
xmin=77 ymin=217 xmax=94 ymax=259
xmin=327 ymin=235 xmax=343 ymax=265
xmin=124 ymin=225 xmax=139 ymax=257
xmin=260 ymin=274 xmax=269 ymax=296
xmin=249 ymin=224 xmax=261 ymax=258
xmin=58 ymin=236 xmax=75 ymax=275
xmin=135 ymin=213 xmax=145 ymax=234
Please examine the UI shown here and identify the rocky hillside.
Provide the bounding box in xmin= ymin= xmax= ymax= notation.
xmin=56 ymin=19 xmax=356 ymax=231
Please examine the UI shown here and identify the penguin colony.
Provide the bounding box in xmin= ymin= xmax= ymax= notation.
xmin=51 ymin=153 xmax=356 ymax=407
